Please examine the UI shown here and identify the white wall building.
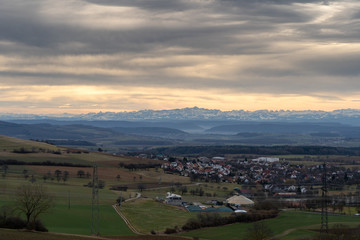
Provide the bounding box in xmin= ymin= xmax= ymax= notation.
xmin=165 ymin=192 xmax=183 ymax=206
xmin=252 ymin=157 xmax=279 ymax=163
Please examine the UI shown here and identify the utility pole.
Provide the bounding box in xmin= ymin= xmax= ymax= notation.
xmin=68 ymin=190 xmax=70 ymax=209
xmin=320 ymin=162 xmax=328 ymax=234
xmin=91 ymin=162 xmax=100 ymax=236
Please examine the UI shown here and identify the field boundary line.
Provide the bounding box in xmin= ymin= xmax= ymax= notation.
xmin=112 ymin=204 xmax=144 ymax=235
xmin=47 ymin=231 xmax=110 ymax=239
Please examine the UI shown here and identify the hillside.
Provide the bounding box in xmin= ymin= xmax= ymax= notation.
xmin=9 ymin=119 xmax=204 ymax=132
xmin=206 ymin=122 xmax=360 ymax=137
xmin=0 ymin=134 xmax=60 ymax=152
xmin=0 ymin=121 xmax=177 ymax=150
xmin=0 ymin=134 xmax=183 ymax=185
xmin=3 ymin=119 xmax=360 ymax=150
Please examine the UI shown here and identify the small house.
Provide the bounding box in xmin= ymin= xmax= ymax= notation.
xmin=165 ymin=192 xmax=183 ymax=206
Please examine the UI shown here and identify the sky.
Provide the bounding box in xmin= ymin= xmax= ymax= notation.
xmin=0 ymin=0 xmax=360 ymax=114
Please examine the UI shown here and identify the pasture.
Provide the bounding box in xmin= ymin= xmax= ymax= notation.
xmin=42 ymin=204 xmax=134 ymax=236
xmin=0 ymin=229 xmax=190 ymax=240
xmin=120 ymin=198 xmax=197 ymax=234
xmin=2 ymin=135 xmax=360 ymax=240
xmin=179 ymin=211 xmax=360 ymax=240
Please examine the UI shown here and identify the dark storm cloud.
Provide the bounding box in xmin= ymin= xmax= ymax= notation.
xmin=0 ymin=0 xmax=311 ymax=53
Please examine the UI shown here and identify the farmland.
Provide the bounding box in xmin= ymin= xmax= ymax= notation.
xmin=179 ymin=211 xmax=360 ymax=240
xmin=119 ymin=198 xmax=197 ymax=234
xmin=0 ymin=228 xmax=190 ymax=240
xmin=1 ymin=134 xmax=360 ymax=240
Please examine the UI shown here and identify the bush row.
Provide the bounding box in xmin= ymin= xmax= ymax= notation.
xmin=0 ymin=159 xmax=90 ymax=167
xmin=181 ymin=210 xmax=279 ymax=232
xmin=0 ymin=217 xmax=48 ymax=232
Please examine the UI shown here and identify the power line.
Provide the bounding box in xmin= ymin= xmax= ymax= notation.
xmin=320 ymin=162 xmax=328 ymax=234
xmin=91 ymin=162 xmax=100 ymax=236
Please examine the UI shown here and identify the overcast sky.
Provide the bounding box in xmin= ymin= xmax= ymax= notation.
xmin=0 ymin=0 xmax=359 ymax=113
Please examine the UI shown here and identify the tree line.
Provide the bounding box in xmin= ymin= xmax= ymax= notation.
xmin=177 ymin=209 xmax=278 ymax=232
xmin=143 ymin=145 xmax=360 ymax=156
xmin=0 ymin=159 xmax=90 ymax=167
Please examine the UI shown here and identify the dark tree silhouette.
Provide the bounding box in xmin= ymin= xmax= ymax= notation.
xmin=15 ymin=184 xmax=53 ymax=228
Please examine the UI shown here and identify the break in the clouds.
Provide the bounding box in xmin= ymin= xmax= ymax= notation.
xmin=0 ymin=0 xmax=359 ymax=113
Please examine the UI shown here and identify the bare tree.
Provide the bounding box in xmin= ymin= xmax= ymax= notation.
xmin=15 ymin=184 xmax=53 ymax=228
xmin=63 ymin=171 xmax=69 ymax=183
xmin=54 ymin=169 xmax=62 ymax=177
xmin=138 ymin=183 xmax=145 ymax=192
xmin=1 ymin=164 xmax=8 ymax=178
xmin=77 ymin=170 xmax=85 ymax=178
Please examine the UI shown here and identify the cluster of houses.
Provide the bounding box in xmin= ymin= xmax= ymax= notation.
xmin=161 ymin=156 xmax=233 ymax=182
xmin=161 ymin=156 xmax=360 ymax=197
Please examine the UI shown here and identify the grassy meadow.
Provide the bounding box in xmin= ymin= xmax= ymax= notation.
xmin=179 ymin=211 xmax=360 ymax=240
xmin=0 ymin=228 xmax=190 ymax=240
xmin=0 ymin=135 xmax=195 ymax=237
xmin=42 ymin=204 xmax=134 ymax=236
xmin=0 ymin=176 xmax=133 ymax=236
xmin=120 ymin=198 xmax=197 ymax=234
xmin=2 ymin=135 xmax=360 ymax=240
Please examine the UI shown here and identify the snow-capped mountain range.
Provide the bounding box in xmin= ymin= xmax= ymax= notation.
xmin=1 ymin=107 xmax=360 ymax=125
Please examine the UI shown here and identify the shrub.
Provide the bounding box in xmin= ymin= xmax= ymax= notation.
xmin=253 ymin=200 xmax=279 ymax=211
xmin=164 ymin=227 xmax=177 ymax=234
xmin=2 ymin=217 xmax=27 ymax=229
xmin=34 ymin=220 xmax=48 ymax=232
xmin=182 ymin=210 xmax=279 ymax=231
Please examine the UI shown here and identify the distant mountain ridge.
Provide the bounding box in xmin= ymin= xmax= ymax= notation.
xmin=1 ymin=107 xmax=360 ymax=125
xmin=0 ymin=121 xmax=175 ymax=147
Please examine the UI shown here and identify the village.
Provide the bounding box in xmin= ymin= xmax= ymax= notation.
xmin=159 ymin=155 xmax=360 ymax=202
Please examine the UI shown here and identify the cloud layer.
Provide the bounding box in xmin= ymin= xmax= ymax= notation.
xmin=0 ymin=0 xmax=359 ymax=113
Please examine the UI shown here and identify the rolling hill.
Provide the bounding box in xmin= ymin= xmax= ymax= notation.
xmin=0 ymin=121 xmax=177 ymax=149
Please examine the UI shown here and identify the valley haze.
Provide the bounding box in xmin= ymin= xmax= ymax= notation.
xmin=1 ymin=107 xmax=360 ymax=151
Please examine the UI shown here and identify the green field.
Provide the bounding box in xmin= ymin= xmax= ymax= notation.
xmin=2 ymin=135 xmax=360 ymax=240
xmin=0 ymin=176 xmax=119 ymax=205
xmin=280 ymin=229 xmax=316 ymax=240
xmin=119 ymin=198 xmax=358 ymax=240
xmin=42 ymin=204 xmax=134 ymax=236
xmin=0 ymin=177 xmax=133 ymax=236
xmin=0 ymin=135 xmax=195 ymax=237
xmin=179 ymin=211 xmax=360 ymax=240
xmin=0 ymin=229 xmax=104 ymax=240
xmin=120 ymin=198 xmax=197 ymax=234
xmin=0 ymin=229 xmax=189 ymax=240
xmin=0 ymin=199 xmax=133 ymax=236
